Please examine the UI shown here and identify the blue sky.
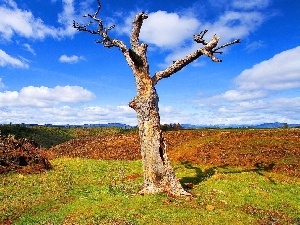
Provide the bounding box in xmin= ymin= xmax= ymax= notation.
xmin=0 ymin=0 xmax=299 ymax=126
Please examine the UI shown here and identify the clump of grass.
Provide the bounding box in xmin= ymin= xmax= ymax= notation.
xmin=0 ymin=158 xmax=299 ymax=224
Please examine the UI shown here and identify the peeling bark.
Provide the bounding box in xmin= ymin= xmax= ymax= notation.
xmin=73 ymin=0 xmax=240 ymax=196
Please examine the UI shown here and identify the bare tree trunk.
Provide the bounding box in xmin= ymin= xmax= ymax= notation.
xmin=129 ymin=73 xmax=190 ymax=196
xmin=73 ymin=3 xmax=240 ymax=196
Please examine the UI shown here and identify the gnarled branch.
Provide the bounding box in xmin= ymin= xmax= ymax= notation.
xmin=72 ymin=0 xmax=117 ymax=49
xmin=73 ymin=1 xmax=151 ymax=71
xmin=151 ymin=31 xmax=240 ymax=85
xmin=213 ymin=39 xmax=241 ymax=52
xmin=129 ymin=12 xmax=149 ymax=69
xmin=72 ymin=0 xmax=138 ymax=69
xmin=193 ymin=30 xmax=209 ymax=45
xmin=131 ymin=12 xmax=148 ymax=51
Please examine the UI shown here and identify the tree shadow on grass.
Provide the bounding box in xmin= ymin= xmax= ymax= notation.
xmin=227 ymin=162 xmax=276 ymax=184
xmin=180 ymin=161 xmax=217 ymax=186
xmin=180 ymin=161 xmax=276 ymax=189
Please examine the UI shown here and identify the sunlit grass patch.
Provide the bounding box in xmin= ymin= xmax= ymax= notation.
xmin=1 ymin=158 xmax=299 ymax=224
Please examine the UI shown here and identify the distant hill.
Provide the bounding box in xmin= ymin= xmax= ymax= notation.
xmin=253 ymin=122 xmax=300 ymax=128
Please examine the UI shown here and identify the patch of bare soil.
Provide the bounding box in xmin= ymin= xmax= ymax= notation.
xmin=48 ymin=129 xmax=300 ymax=177
xmin=0 ymin=135 xmax=52 ymax=174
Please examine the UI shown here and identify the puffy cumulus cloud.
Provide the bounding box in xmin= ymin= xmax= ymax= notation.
xmin=235 ymin=46 xmax=300 ymax=91
xmin=0 ymin=0 xmax=89 ymax=41
xmin=0 ymin=85 xmax=95 ymax=107
xmin=140 ymin=5 xmax=265 ymax=47
xmin=156 ymin=10 xmax=265 ymax=66
xmin=193 ymin=47 xmax=300 ymax=125
xmin=116 ymin=1 xmax=269 ymax=66
xmin=0 ymin=49 xmax=29 ymax=68
xmin=216 ymin=46 xmax=300 ymax=103
xmin=59 ymin=54 xmax=85 ymax=63
xmin=140 ymin=11 xmax=200 ymax=49
xmin=0 ymin=1 xmax=58 ymax=40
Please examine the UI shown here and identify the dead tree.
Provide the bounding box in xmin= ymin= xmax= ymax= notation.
xmin=73 ymin=0 xmax=240 ymax=196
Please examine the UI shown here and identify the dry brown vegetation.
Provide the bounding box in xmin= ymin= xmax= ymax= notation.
xmin=48 ymin=129 xmax=299 ymax=177
xmin=0 ymin=135 xmax=52 ymax=174
xmin=1 ymin=128 xmax=298 ymax=177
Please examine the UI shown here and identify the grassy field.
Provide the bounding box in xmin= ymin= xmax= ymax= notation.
xmin=0 ymin=128 xmax=299 ymax=224
xmin=1 ymin=158 xmax=299 ymax=224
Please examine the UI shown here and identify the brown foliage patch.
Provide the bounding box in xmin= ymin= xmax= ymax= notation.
xmin=241 ymin=204 xmax=295 ymax=225
xmin=49 ymin=133 xmax=141 ymax=160
xmin=0 ymin=135 xmax=52 ymax=174
xmin=48 ymin=129 xmax=300 ymax=177
xmin=166 ymin=130 xmax=300 ymax=177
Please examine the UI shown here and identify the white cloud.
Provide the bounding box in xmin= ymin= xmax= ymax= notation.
xmin=158 ymin=105 xmax=192 ymax=124
xmin=159 ymin=99 xmax=299 ymax=125
xmin=193 ymin=96 xmax=300 ymax=125
xmin=117 ymin=10 xmax=200 ymax=49
xmin=235 ymin=46 xmax=300 ymax=91
xmin=56 ymin=0 xmax=77 ymax=37
xmin=232 ymin=0 xmax=271 ymax=10
xmin=140 ymin=9 xmax=265 ymax=66
xmin=0 ymin=2 xmax=58 ymax=40
xmin=222 ymin=90 xmax=267 ymax=101
xmin=140 ymin=11 xmax=200 ymax=49
xmin=0 ymin=49 xmax=29 ymax=68
xmin=218 ymin=97 xmax=300 ymax=120
xmin=59 ymin=54 xmax=85 ymax=63
xmin=203 ymin=11 xmax=265 ymax=43
xmin=193 ymin=47 xmax=300 ymax=125
xmin=165 ymin=10 xmax=264 ymax=66
xmin=0 ymin=104 xmax=137 ymax=125
xmin=0 ymin=85 xmax=95 ymax=107
xmin=0 ymin=0 xmax=87 ymax=41
xmin=23 ymin=43 xmax=36 ymax=56
xmin=114 ymin=0 xmax=269 ymax=67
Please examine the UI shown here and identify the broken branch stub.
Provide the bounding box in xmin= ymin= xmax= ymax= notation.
xmin=151 ymin=30 xmax=240 ymax=85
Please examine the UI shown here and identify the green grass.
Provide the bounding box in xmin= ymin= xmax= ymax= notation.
xmin=1 ymin=158 xmax=299 ymax=224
